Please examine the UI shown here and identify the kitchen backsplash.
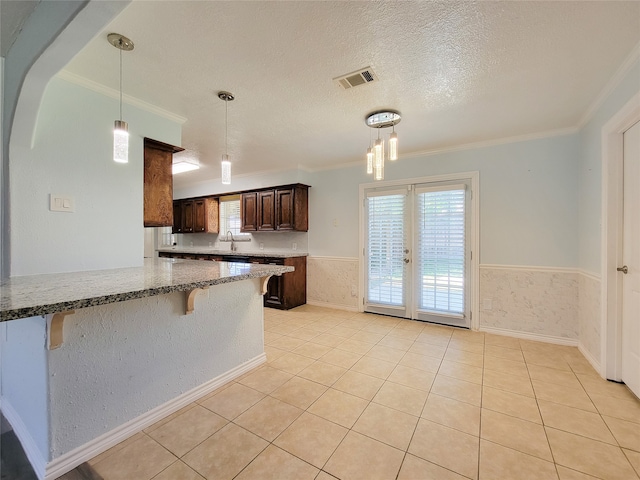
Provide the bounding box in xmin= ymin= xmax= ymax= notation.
xmin=164 ymin=229 xmax=308 ymax=253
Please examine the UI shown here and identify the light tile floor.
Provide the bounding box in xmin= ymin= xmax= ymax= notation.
xmin=79 ymin=306 xmax=640 ymax=480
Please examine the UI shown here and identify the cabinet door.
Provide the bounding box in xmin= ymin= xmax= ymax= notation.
xmin=143 ymin=145 xmax=173 ymax=227
xmin=193 ymin=199 xmax=206 ymax=232
xmin=182 ymin=200 xmax=194 ymax=233
xmin=204 ymin=197 xmax=219 ymax=233
xmin=276 ymin=188 xmax=294 ymax=230
xmin=257 ymin=190 xmax=276 ymax=231
xmin=172 ymin=201 xmax=183 ymax=233
xmin=264 ymin=275 xmax=284 ymax=307
xmin=241 ymin=193 xmax=258 ymax=232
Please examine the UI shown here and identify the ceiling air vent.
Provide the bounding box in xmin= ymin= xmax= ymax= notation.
xmin=334 ymin=67 xmax=378 ymax=90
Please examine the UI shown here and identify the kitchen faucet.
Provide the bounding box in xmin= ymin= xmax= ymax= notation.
xmin=226 ymin=230 xmax=237 ymax=251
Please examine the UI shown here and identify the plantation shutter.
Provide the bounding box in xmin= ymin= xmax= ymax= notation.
xmin=366 ymin=190 xmax=407 ymax=306
xmin=415 ymin=185 xmax=466 ymax=316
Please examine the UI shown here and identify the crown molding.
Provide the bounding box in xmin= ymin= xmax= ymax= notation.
xmin=56 ymin=70 xmax=187 ymax=124
xmin=578 ymin=39 xmax=640 ymax=128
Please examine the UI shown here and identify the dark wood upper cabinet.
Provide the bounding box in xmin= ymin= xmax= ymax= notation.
xmin=173 ymin=197 xmax=219 ymax=234
xmin=143 ymin=138 xmax=184 ymax=227
xmin=241 ymin=193 xmax=258 ymax=232
xmin=172 ymin=201 xmax=183 ymax=233
xmin=182 ymin=200 xmax=194 ymax=233
xmin=193 ymin=197 xmax=219 ymax=233
xmin=257 ymin=190 xmax=276 ymax=231
xmin=276 ymin=185 xmax=308 ymax=231
xmin=176 ymin=184 xmax=308 ymax=234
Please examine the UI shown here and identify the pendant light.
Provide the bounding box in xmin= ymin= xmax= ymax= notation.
xmin=108 ymin=33 xmax=134 ymax=164
xmin=218 ymin=91 xmax=234 ymax=185
xmin=365 ymin=110 xmax=401 ymax=180
xmin=366 ymin=128 xmax=373 ymax=174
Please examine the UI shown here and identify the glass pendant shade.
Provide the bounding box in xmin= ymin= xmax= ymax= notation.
xmin=113 ymin=120 xmax=129 ymax=164
xmin=389 ymin=131 xmax=398 ymax=161
xmin=366 ymin=148 xmax=373 ymax=174
xmin=221 ymin=154 xmax=231 ymax=185
xmin=374 ymin=138 xmax=384 ymax=181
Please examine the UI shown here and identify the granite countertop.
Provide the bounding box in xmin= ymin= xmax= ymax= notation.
xmin=0 ymin=258 xmax=293 ymax=322
xmin=157 ymin=247 xmax=308 ymax=258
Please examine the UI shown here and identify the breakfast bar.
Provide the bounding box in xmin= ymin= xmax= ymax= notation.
xmin=0 ymin=258 xmax=292 ymax=479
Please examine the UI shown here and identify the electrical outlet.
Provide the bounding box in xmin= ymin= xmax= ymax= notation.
xmin=259 ymin=243 xmax=264 ymax=250
xmin=351 ymin=285 xmax=357 ymax=297
xmin=292 ymin=242 xmax=297 ymax=250
xmin=483 ymin=298 xmax=493 ymax=310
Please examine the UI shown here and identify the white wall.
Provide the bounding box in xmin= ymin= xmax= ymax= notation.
xmin=1 ymin=317 xmax=50 ymax=462
xmin=10 ymin=77 xmax=182 ymax=276
xmin=47 ymin=279 xmax=264 ymax=459
xmin=173 ymin=168 xmax=305 ymax=199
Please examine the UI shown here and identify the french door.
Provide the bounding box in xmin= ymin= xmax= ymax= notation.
xmin=364 ymin=179 xmax=472 ymax=328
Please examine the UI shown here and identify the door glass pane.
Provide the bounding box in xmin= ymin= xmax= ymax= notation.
xmin=367 ymin=194 xmax=406 ymax=306
xmin=417 ymin=188 xmax=465 ymax=315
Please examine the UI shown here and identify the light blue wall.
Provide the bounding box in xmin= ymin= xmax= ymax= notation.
xmin=179 ymin=134 xmax=581 ymax=268
xmin=579 ymin=59 xmax=640 ymax=275
xmin=307 ymin=134 xmax=580 ymax=266
xmin=10 ymin=77 xmax=182 ymax=275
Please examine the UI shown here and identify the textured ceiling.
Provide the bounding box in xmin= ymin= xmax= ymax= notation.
xmin=61 ymin=1 xmax=640 ymax=189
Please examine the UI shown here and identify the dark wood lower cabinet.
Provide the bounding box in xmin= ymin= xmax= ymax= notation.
xmin=263 ymin=257 xmax=306 ymax=310
xmin=157 ymin=252 xmax=306 ymax=310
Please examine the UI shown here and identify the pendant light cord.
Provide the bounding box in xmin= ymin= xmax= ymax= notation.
xmin=225 ymin=97 xmax=229 ymax=156
xmin=119 ymin=41 xmax=123 ymax=122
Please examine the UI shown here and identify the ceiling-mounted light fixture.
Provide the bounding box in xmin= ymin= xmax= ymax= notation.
xmin=107 ymin=33 xmax=134 ymax=164
xmin=218 ymin=91 xmax=234 ymax=185
xmin=172 ymin=160 xmax=200 ymax=174
xmin=365 ymin=110 xmax=401 ymax=180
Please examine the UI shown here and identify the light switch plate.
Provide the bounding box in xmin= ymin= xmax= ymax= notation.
xmin=50 ymin=194 xmax=75 ymax=213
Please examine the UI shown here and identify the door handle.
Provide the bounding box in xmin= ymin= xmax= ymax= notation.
xmin=617 ymin=265 xmax=629 ymax=274
xmin=403 ymin=258 xmax=410 ymax=264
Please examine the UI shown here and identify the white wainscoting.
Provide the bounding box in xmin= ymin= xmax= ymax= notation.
xmin=578 ymin=270 xmax=602 ymax=374
xmin=479 ymin=265 xmax=579 ymax=342
xmin=307 ymin=256 xmax=359 ymax=311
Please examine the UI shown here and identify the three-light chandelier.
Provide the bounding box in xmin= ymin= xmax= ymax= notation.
xmin=365 ymin=110 xmax=401 ymax=180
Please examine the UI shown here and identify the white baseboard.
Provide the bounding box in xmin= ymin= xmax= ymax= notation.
xmin=578 ymin=342 xmax=603 ymax=377
xmin=43 ymin=353 xmax=266 ymax=480
xmin=306 ymin=300 xmax=359 ymax=312
xmin=0 ymin=398 xmax=47 ymax=480
xmin=479 ymin=326 xmax=579 ymax=346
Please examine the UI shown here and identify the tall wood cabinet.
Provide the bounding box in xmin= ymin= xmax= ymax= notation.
xmin=143 ymin=138 xmax=184 ymax=227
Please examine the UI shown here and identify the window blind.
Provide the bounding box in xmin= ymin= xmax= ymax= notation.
xmin=367 ymin=192 xmax=406 ymax=306
xmin=416 ymin=186 xmax=465 ymax=315
xmin=219 ymin=199 xmax=242 ymax=236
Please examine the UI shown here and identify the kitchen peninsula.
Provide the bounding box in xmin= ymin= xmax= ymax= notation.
xmin=0 ymin=258 xmax=292 ymax=479
xmin=158 ymin=247 xmax=307 ymax=310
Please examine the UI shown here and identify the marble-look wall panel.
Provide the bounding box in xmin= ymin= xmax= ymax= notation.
xmin=479 ymin=266 xmax=579 ymax=339
xmin=307 ymin=257 xmax=359 ymax=310
xmin=579 ymin=272 xmax=601 ymax=365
